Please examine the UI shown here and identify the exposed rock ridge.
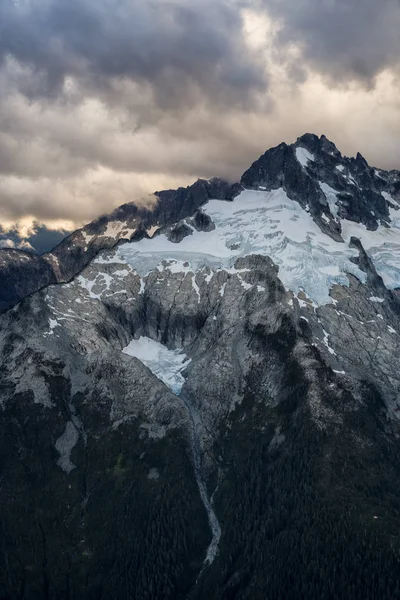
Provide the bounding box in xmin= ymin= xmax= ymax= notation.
xmin=241 ymin=133 xmax=400 ymax=241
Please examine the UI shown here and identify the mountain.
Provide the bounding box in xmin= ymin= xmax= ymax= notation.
xmin=1 ymin=134 xmax=400 ymax=599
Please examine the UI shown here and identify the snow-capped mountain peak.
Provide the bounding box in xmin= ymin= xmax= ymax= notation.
xmin=2 ymin=134 xmax=400 ymax=598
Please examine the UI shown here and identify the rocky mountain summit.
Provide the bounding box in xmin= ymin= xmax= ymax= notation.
xmin=1 ymin=134 xmax=400 ymax=599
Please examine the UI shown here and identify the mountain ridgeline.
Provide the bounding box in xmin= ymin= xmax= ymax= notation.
xmin=0 ymin=178 xmax=239 ymax=312
xmin=1 ymin=134 xmax=400 ymax=599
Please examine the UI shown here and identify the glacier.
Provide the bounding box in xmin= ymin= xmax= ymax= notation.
xmin=94 ymin=188 xmax=400 ymax=306
xmin=98 ymin=189 xmax=365 ymax=306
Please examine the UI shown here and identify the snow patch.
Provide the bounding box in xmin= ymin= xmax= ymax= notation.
xmin=191 ymin=274 xmax=201 ymax=302
xmin=114 ymin=269 xmax=131 ymax=277
xmin=48 ymin=318 xmax=59 ymax=333
xmin=295 ymin=147 xmax=315 ymax=168
xmin=81 ymin=231 xmax=95 ymax=244
xmin=236 ymin=274 xmax=252 ymax=290
xmin=101 ymin=221 xmax=135 ymax=239
xmin=204 ymin=269 xmax=214 ymax=284
xmin=369 ymin=296 xmax=385 ymax=303
xmin=55 ymin=421 xmax=79 ymax=474
xmin=77 ymin=275 xmax=102 ymax=299
xmin=382 ymin=191 xmax=397 ymax=205
xmin=319 ymin=182 xmax=340 ymax=218
xmin=147 ymin=226 xmax=159 ymax=238
xmin=219 ymin=282 xmax=227 ymax=297
xmin=122 ymin=336 xmax=191 ymax=395
xmin=322 ymin=330 xmax=336 ymax=355
xmin=346 ymin=173 xmax=359 ymax=188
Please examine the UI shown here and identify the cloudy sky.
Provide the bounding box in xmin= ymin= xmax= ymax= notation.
xmin=0 ymin=0 xmax=399 ymax=248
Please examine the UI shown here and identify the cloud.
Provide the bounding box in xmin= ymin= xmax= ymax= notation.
xmin=22 ymin=224 xmax=69 ymax=254
xmin=0 ymin=0 xmax=265 ymax=108
xmin=0 ymin=239 xmax=17 ymax=249
xmin=0 ymin=0 xmax=270 ymax=228
xmin=263 ymin=0 xmax=400 ymax=84
xmin=0 ymin=0 xmax=399 ymax=235
xmin=0 ymin=221 xmax=68 ymax=253
xmin=0 ymin=234 xmax=33 ymax=251
xmin=0 ymin=167 xmax=171 ymax=224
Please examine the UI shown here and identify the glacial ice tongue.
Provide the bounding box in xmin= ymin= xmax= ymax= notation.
xmin=122 ymin=336 xmax=190 ymax=395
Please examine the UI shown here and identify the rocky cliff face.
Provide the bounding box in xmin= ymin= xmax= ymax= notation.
xmin=1 ymin=135 xmax=400 ymax=599
xmin=0 ymin=249 xmax=58 ymax=312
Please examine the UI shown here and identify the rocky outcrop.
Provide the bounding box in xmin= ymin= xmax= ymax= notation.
xmin=191 ymin=209 xmax=216 ymax=232
xmin=167 ymin=222 xmax=194 ymax=243
xmin=0 ymin=249 xmax=57 ymax=312
xmin=241 ymin=133 xmax=400 ymax=240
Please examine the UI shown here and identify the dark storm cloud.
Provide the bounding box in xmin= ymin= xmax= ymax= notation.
xmin=264 ymin=0 xmax=400 ymax=83
xmin=0 ymin=0 xmax=266 ymax=108
xmin=0 ymin=0 xmax=399 ymax=232
xmin=0 ymin=0 xmax=271 ymax=227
